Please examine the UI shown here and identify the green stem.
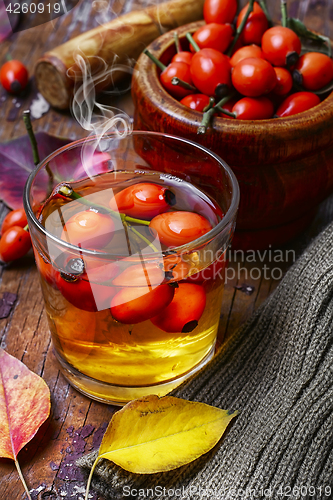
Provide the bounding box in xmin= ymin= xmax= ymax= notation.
xmin=58 ymin=185 xmax=150 ymax=226
xmin=171 ymin=77 xmax=196 ymax=91
xmin=123 ymin=215 xmax=150 ymax=226
xmin=22 ymin=110 xmax=40 ymax=165
xmin=185 ymin=32 xmax=200 ymax=52
xmin=203 ymin=97 xmax=215 ymax=112
xmin=23 ymin=224 xmax=29 ymax=232
xmin=198 ymin=95 xmax=235 ymax=134
xmin=197 ymin=108 xmax=215 ymax=134
xmin=6 ymin=54 xmax=12 ymax=61
xmin=122 ymin=219 xmax=133 ymax=255
xmin=22 ymin=110 xmax=54 ymax=195
xmin=144 ymin=47 xmax=195 ymax=91
xmin=127 ymin=224 xmax=159 ymax=253
xmin=15 ymin=458 xmax=32 ymax=500
xmin=216 ymin=107 xmax=236 ymax=118
xmin=215 ymin=95 xmax=235 ymax=108
xmin=281 ymin=0 xmax=288 ymax=27
xmin=173 ymin=32 xmax=181 ymax=53
xmin=143 ymin=49 xmax=166 ymax=71
xmin=227 ymin=0 xmax=255 ymax=56
xmin=258 ymin=0 xmax=272 ymax=26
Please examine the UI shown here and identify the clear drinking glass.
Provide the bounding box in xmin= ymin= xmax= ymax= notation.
xmin=24 ymin=131 xmax=239 ymax=405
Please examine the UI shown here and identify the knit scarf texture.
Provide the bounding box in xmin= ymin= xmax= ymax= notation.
xmin=77 ymin=218 xmax=333 ymax=500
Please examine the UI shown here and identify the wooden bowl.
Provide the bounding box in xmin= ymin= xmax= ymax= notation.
xmin=131 ymin=21 xmax=333 ymax=250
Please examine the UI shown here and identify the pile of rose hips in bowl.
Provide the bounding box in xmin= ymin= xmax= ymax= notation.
xmin=144 ymin=0 xmax=333 ymax=124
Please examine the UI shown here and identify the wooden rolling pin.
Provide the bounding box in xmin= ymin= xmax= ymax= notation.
xmin=35 ymin=0 xmax=205 ymax=109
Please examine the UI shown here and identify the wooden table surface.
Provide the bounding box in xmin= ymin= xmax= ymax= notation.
xmin=1 ymin=1 xmax=333 ymax=499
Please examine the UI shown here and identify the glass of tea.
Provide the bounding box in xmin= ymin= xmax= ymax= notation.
xmin=24 ymin=131 xmax=239 ymax=405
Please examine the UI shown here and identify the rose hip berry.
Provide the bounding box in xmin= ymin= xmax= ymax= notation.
xmin=110 ymin=284 xmax=175 ymax=324
xmin=203 ymin=0 xmax=238 ymax=25
xmin=0 ymin=226 xmax=31 ymax=262
xmin=293 ymin=52 xmax=333 ymax=91
xmin=61 ymin=209 xmax=115 ymax=249
xmin=191 ymin=23 xmax=233 ymax=54
xmin=232 ymin=57 xmax=277 ymax=97
xmin=190 ymin=48 xmax=231 ymax=97
xmin=160 ymin=61 xmax=194 ymax=99
xmin=236 ymin=1 xmax=269 ymax=46
xmin=261 ymin=26 xmax=302 ymax=67
xmin=0 ymin=60 xmax=29 ymax=94
xmin=180 ymin=93 xmax=211 ymax=111
xmin=149 ymin=211 xmax=212 ymax=247
xmin=272 ymin=67 xmax=293 ymax=96
xmin=171 ymin=51 xmax=193 ymax=65
xmin=109 ymin=182 xmax=174 ymax=220
xmin=275 ymin=91 xmax=321 ymax=117
xmin=151 ymin=283 xmax=206 ymax=333
xmin=230 ymin=44 xmax=263 ymax=68
xmin=55 ymin=257 xmax=118 ymax=312
xmin=1 ymin=208 xmax=28 ymax=235
xmin=232 ymin=96 xmax=274 ymax=120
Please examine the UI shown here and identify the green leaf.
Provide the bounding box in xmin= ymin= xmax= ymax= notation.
xmin=287 ymin=18 xmax=331 ymax=57
xmin=287 ymin=18 xmax=326 ymax=42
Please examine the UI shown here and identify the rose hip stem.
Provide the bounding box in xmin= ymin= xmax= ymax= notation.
xmin=259 ymin=0 xmax=272 ymax=26
xmin=203 ymin=97 xmax=216 ymax=112
xmin=143 ymin=49 xmax=196 ymax=92
xmin=281 ymin=0 xmax=288 ymax=28
xmin=125 ymin=222 xmax=158 ymax=253
xmin=22 ymin=110 xmax=40 ymax=165
xmin=185 ymin=32 xmax=200 ymax=52
xmin=171 ymin=76 xmax=195 ymax=90
xmin=174 ymin=32 xmax=181 ymax=53
xmin=216 ymin=105 xmax=237 ymax=118
xmin=143 ymin=48 xmax=167 ymax=72
xmin=23 ymin=109 xmax=54 ymax=191
xmin=227 ymin=0 xmax=255 ymax=56
xmin=198 ymin=95 xmax=236 ymax=134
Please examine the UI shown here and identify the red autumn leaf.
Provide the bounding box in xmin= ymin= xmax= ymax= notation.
xmin=0 ymin=1 xmax=20 ymax=42
xmin=0 ymin=348 xmax=51 ymax=460
xmin=0 ymin=132 xmax=113 ymax=211
xmin=0 ymin=132 xmax=70 ymax=210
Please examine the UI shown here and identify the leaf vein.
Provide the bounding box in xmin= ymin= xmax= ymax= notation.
xmin=0 ymin=150 xmax=32 ymax=173
xmin=100 ymin=415 xmax=229 ymax=457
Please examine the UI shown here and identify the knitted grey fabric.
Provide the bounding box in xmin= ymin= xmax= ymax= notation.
xmin=77 ymin=220 xmax=333 ymax=500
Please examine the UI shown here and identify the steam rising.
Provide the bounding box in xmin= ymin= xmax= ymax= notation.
xmin=70 ymin=52 xmax=133 ymax=177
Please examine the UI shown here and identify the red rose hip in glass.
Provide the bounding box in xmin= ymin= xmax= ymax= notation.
xmin=24 ymin=132 xmax=239 ymax=404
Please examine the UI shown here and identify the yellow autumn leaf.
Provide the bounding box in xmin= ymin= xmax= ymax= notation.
xmin=85 ymin=395 xmax=237 ymax=499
